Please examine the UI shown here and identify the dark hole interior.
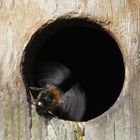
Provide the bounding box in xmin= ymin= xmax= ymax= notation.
xmin=22 ymin=18 xmax=125 ymax=121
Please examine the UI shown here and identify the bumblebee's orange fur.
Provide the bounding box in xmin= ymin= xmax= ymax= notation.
xmin=46 ymin=87 xmax=62 ymax=111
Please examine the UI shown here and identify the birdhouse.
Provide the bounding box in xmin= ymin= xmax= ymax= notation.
xmin=0 ymin=1 xmax=140 ymax=140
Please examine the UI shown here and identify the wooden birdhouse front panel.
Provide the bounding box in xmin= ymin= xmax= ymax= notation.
xmin=0 ymin=0 xmax=140 ymax=140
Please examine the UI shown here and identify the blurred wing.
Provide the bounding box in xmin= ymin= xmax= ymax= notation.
xmin=34 ymin=61 xmax=72 ymax=89
xmin=56 ymin=84 xmax=86 ymax=121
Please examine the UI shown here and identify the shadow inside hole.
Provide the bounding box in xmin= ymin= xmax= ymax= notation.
xmin=22 ymin=19 xmax=125 ymax=121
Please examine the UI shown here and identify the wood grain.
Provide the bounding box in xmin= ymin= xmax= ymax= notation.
xmin=0 ymin=0 xmax=139 ymax=139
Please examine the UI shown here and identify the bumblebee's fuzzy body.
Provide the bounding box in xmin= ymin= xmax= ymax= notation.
xmin=34 ymin=87 xmax=62 ymax=117
xmin=32 ymin=61 xmax=86 ymax=121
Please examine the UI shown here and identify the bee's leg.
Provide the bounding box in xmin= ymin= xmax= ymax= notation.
xmin=28 ymin=88 xmax=37 ymax=105
xmin=29 ymin=86 xmax=44 ymax=91
xmin=48 ymin=111 xmax=58 ymax=118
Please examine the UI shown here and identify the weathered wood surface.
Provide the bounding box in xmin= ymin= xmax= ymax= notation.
xmin=0 ymin=0 xmax=140 ymax=140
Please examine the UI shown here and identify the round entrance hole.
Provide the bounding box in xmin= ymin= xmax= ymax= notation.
xmin=21 ymin=18 xmax=125 ymax=121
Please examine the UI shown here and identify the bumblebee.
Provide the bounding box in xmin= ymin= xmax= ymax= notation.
xmin=30 ymin=61 xmax=86 ymax=121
